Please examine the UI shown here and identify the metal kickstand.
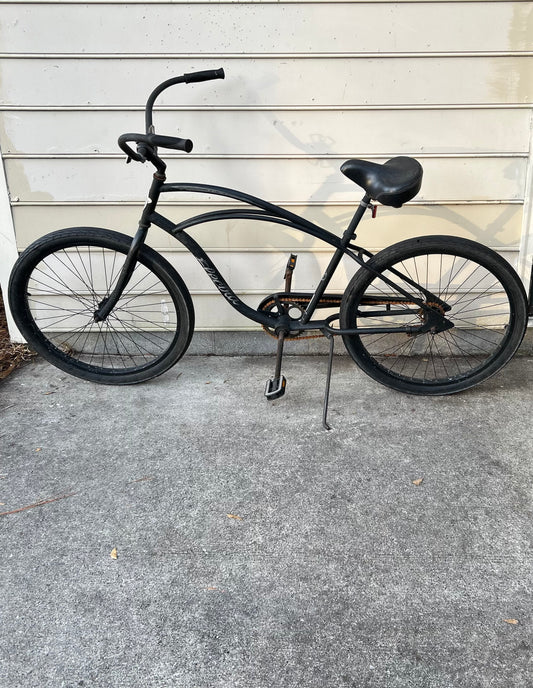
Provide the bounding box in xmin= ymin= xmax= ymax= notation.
xmin=265 ymin=330 xmax=287 ymax=400
xmin=322 ymin=332 xmax=335 ymax=431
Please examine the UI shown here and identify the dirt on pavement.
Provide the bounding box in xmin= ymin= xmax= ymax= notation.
xmin=0 ymin=290 xmax=34 ymax=380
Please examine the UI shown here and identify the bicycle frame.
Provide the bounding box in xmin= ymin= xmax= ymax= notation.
xmin=135 ymin=178 xmax=449 ymax=337
xmin=152 ymin=179 xmax=366 ymax=332
xmin=94 ymin=169 xmax=452 ymax=339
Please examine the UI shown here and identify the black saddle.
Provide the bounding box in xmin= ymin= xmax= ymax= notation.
xmin=341 ymin=156 xmax=423 ymax=208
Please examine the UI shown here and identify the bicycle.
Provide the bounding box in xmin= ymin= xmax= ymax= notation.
xmin=8 ymin=69 xmax=530 ymax=428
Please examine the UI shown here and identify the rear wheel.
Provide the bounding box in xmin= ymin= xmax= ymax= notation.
xmin=8 ymin=227 xmax=195 ymax=384
xmin=340 ymin=235 xmax=527 ymax=394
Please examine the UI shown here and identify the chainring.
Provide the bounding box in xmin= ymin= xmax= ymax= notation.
xmin=258 ymin=293 xmax=342 ymax=339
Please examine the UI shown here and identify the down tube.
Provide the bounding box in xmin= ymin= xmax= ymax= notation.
xmin=155 ymin=222 xmax=276 ymax=329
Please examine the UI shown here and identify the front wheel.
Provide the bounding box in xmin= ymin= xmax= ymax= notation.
xmin=340 ymin=235 xmax=527 ymax=395
xmin=8 ymin=227 xmax=195 ymax=384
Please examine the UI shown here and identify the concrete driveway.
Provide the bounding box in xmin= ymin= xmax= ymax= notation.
xmin=1 ymin=353 xmax=533 ymax=687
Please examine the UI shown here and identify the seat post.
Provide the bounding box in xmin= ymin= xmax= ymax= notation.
xmin=341 ymin=193 xmax=371 ymax=245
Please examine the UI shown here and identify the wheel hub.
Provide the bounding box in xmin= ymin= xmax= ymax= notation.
xmin=417 ymin=301 xmax=453 ymax=334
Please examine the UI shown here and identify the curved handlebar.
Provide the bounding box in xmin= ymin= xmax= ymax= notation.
xmin=117 ymin=133 xmax=193 ymax=163
xmin=118 ymin=68 xmax=225 ymax=171
xmin=145 ymin=67 xmax=224 ymax=132
xmin=184 ymin=68 xmax=225 ymax=84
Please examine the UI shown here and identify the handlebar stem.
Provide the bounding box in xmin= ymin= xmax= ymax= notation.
xmin=119 ymin=69 xmax=225 ymax=171
xmin=144 ymin=68 xmax=224 ymax=133
xmin=139 ymin=145 xmax=167 ymax=176
xmin=145 ymin=75 xmax=187 ymax=133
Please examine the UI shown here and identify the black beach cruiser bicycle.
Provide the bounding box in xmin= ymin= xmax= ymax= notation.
xmin=8 ymin=69 xmax=530 ymax=428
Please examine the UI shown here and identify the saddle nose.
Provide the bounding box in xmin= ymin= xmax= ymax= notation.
xmin=341 ymin=156 xmax=423 ymax=208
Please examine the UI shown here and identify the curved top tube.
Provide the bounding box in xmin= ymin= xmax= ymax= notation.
xmin=160 ymin=181 xmax=344 ymax=250
xmin=146 ymin=179 xmax=374 ymax=333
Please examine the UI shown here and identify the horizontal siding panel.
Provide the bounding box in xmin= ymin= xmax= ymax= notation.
xmin=1 ymin=109 xmax=530 ymax=156
xmin=5 ymin=156 xmax=527 ymax=203
xmin=135 ymin=247 xmax=522 ymax=293
xmin=13 ymin=203 xmax=524 ymax=253
xmin=152 ymin=250 xmax=358 ymax=292
xmin=1 ymin=2 xmax=530 ymax=53
xmin=1 ymin=1 xmax=525 ymax=4
xmin=1 ymin=57 xmax=531 ymax=106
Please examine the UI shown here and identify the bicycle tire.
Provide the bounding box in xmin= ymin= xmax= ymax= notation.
xmin=340 ymin=235 xmax=527 ymax=395
xmin=8 ymin=227 xmax=195 ymax=384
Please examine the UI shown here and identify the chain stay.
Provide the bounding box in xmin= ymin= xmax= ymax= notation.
xmin=259 ymin=294 xmax=417 ymax=339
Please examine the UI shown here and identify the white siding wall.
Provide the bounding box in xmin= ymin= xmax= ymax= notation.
xmin=1 ymin=0 xmax=532 ymax=333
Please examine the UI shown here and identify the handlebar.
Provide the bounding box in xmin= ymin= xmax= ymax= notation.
xmin=117 ymin=68 xmax=225 ymax=171
xmin=183 ymin=68 xmax=225 ymax=84
xmin=118 ymin=133 xmax=193 ymax=163
xmin=144 ymin=67 xmax=224 ymax=133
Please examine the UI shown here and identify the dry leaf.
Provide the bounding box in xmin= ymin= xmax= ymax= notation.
xmin=110 ymin=547 xmax=118 ymax=560
xmin=412 ymin=478 xmax=424 ymax=486
xmin=504 ymin=619 xmax=519 ymax=625
xmin=227 ymin=513 xmax=243 ymax=520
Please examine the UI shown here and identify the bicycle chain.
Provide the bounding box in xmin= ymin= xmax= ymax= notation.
xmin=259 ymin=295 xmax=419 ymax=339
xmin=259 ymin=295 xmax=340 ymax=339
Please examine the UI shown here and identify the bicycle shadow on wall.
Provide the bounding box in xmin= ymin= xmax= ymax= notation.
xmin=269 ymin=117 xmax=523 ymax=252
xmin=203 ymin=70 xmax=361 ymax=292
xmin=235 ymin=116 xmax=361 ymax=296
xmin=370 ymin=155 xmax=525 ymax=282
xmin=242 ymin=113 xmax=528 ymax=366
xmin=187 ymin=73 xmax=515 ymax=297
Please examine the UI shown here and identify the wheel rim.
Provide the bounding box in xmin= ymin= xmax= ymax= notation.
xmin=24 ymin=243 xmax=181 ymax=374
xmin=347 ymin=249 xmax=516 ymax=386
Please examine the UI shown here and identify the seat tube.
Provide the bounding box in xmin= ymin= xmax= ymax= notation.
xmin=299 ymin=195 xmax=370 ymax=324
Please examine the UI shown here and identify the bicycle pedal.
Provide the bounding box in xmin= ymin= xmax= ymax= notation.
xmin=264 ymin=375 xmax=287 ymax=400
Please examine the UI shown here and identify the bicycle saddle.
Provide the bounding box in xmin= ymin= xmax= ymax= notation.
xmin=340 ymin=156 xmax=423 ymax=208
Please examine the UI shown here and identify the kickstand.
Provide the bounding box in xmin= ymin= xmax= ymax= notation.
xmin=322 ymin=333 xmax=335 ymax=431
xmin=265 ymin=330 xmax=287 ymax=400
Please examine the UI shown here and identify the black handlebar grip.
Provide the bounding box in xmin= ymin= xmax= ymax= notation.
xmin=147 ymin=134 xmax=193 ymax=153
xmin=184 ymin=68 xmax=225 ymax=84
xmin=118 ymin=133 xmax=193 ymax=160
